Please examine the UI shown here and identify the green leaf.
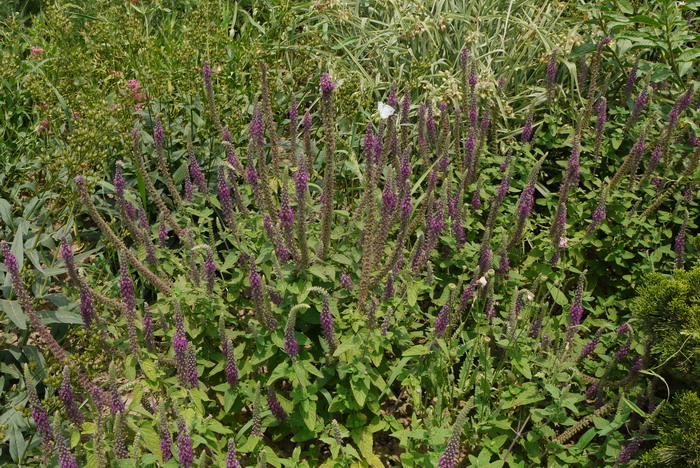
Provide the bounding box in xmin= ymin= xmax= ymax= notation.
xmin=124 ymin=355 xmax=138 ymax=381
xmin=651 ymin=66 xmax=674 ymax=82
xmin=331 ymin=253 xmax=352 ymax=265
xmin=355 ymin=430 xmax=383 ymax=468
xmin=39 ymin=307 xmax=84 ymax=325
xmin=629 ymin=15 xmax=663 ymax=27
xmin=351 ymin=376 xmax=369 ymax=408
xmin=568 ymin=43 xmax=597 ymax=59
xmin=403 ymin=345 xmax=429 ymax=357
xmin=333 ymin=339 xmax=361 ymax=357
xmin=309 ymin=265 xmax=328 ymax=281
xmin=301 ymin=398 xmax=317 ymax=431
xmin=512 ymin=356 xmax=532 ymax=379
xmin=224 ymin=388 xmax=236 ymax=413
xmin=622 ymin=396 xmax=648 ymax=418
xmin=379 ymin=356 xmax=411 ymax=400
xmin=617 ymin=0 xmax=634 ymax=14
xmin=236 ymin=435 xmax=260 ymax=453
xmin=1 ymin=300 xmax=26 ymax=329
xmin=141 ymin=360 xmax=158 ymax=381
xmin=574 ymin=427 xmax=597 ymax=450
xmin=548 ymin=284 xmax=567 ymax=307
xmin=0 ymin=198 xmax=13 ymax=227
xmin=8 ymin=423 xmax=25 ymax=464
xmin=407 ymin=284 xmax=418 ymax=306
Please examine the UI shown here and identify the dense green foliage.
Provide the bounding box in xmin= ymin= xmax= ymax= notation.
xmin=635 ymin=268 xmax=700 ymax=381
xmin=1 ymin=1 xmax=699 ymax=467
xmin=640 ymin=391 xmax=700 ymax=467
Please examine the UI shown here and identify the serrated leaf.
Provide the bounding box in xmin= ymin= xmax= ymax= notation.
xmin=333 ymin=340 xmax=361 ymax=357
xmin=351 ymin=376 xmax=369 ymax=408
xmin=301 ymin=399 xmax=317 ymax=431
xmin=355 ymin=430 xmax=383 ymax=468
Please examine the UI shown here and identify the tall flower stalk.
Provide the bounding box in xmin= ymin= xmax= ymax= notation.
xmin=130 ymin=129 xmax=186 ymax=240
xmin=119 ymin=253 xmax=141 ymax=356
xmin=152 ymin=117 xmax=184 ymax=208
xmin=319 ymin=73 xmax=337 ymax=259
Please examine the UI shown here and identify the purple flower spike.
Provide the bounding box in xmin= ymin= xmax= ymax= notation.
xmin=438 ymin=436 xmax=459 ymax=468
xmin=204 ymin=248 xmax=216 ymax=293
xmin=59 ymin=366 xmax=84 ymax=426
xmin=218 ymin=165 xmax=235 ymax=228
xmin=57 ymin=431 xmax=79 ymax=468
xmin=284 ymin=326 xmax=298 ymax=359
xmin=154 ymin=117 xmax=165 ymax=149
xmin=158 ymin=219 xmax=169 ymax=246
xmin=674 ymin=214 xmax=688 ymax=268
xmin=400 ymin=188 xmax=413 ymax=220
xmin=279 ymin=194 xmax=294 ymax=228
xmin=184 ymin=167 xmax=194 ymax=201
xmin=521 ymin=112 xmax=534 ymax=143
xmin=143 ymin=303 xmax=154 ymax=349
xmin=320 ymin=295 xmax=338 ymax=351
xmin=177 ymin=417 xmax=194 ymax=468
xmin=31 ymin=405 xmax=52 ymax=445
xmin=119 ymin=255 xmax=139 ymax=355
xmin=497 ymin=254 xmax=510 ymax=276
xmin=225 ymin=338 xmax=239 ymax=387
xmin=188 ymin=148 xmax=206 ymax=193
xmin=249 ymin=105 xmax=265 ymax=149
xmin=546 ymin=49 xmax=558 ymax=101
xmin=340 ymin=273 xmax=354 ymax=290
xmin=618 ymin=438 xmax=641 ymax=464
xmin=158 ymin=407 xmax=173 ymax=462
xmin=434 ymin=305 xmax=450 ymax=336
xmin=579 ymin=337 xmax=600 ymax=361
xmin=320 ymin=73 xmax=336 ymax=95
xmin=387 ymin=84 xmax=398 ymax=109
xmin=468 ymin=65 xmax=478 ymax=88
xmin=460 ymin=47 xmax=469 ymax=67
xmin=226 ymin=438 xmax=241 ymax=468
xmin=615 ymin=343 xmax=631 ymax=361
xmin=497 ymin=76 xmax=506 ymax=91
xmin=78 ymin=282 xmax=95 ymax=329
xmin=202 ymin=61 xmax=212 ymax=83
xmin=249 ymin=261 xmax=263 ymax=304
xmin=518 ymin=182 xmax=536 ymax=220
xmin=114 ymin=163 xmax=125 ymax=197
xmin=591 ymin=200 xmax=606 ymax=229
xmin=267 ymin=386 xmax=287 ymax=421
xmin=471 ymin=187 xmax=481 ymax=210
xmin=568 ymin=275 xmax=585 ymax=328
xmin=427 ymin=103 xmax=437 ymax=142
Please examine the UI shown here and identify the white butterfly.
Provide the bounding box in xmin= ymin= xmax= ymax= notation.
xmin=377 ymin=102 xmax=395 ymax=119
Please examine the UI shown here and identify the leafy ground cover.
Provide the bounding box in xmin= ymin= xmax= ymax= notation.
xmin=1 ymin=0 xmax=699 ymax=467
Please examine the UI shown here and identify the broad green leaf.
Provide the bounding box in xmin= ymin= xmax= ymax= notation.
xmin=1 ymin=300 xmax=26 ymax=329
xmin=355 ymin=430 xmax=383 ymax=468
xmin=351 ymin=376 xmax=369 ymax=408
xmin=333 ymin=339 xmax=361 ymax=357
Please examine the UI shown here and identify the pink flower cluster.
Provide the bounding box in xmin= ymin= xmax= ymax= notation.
xmin=126 ymin=79 xmax=147 ymax=110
